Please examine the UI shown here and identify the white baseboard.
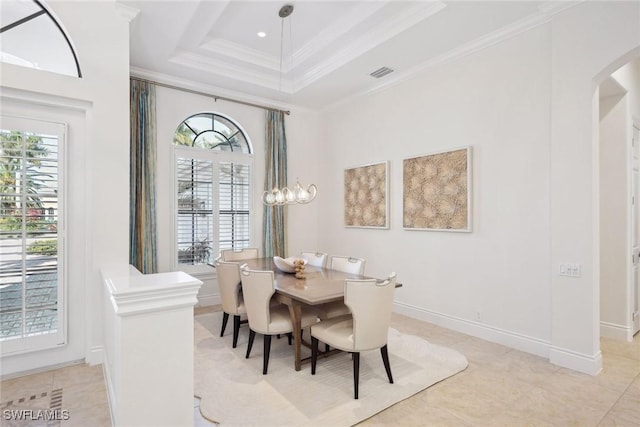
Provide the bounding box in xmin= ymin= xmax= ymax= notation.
xmin=102 ymin=359 xmax=116 ymax=427
xmin=0 ymin=359 xmax=85 ymax=381
xmin=549 ymin=346 xmax=602 ymax=376
xmin=197 ymin=294 xmax=220 ymax=307
xmin=393 ymin=302 xmax=604 ymax=376
xmin=600 ymin=321 xmax=633 ymax=341
xmin=86 ymin=345 xmax=104 ymax=366
xmin=393 ymin=302 xmax=550 ymax=358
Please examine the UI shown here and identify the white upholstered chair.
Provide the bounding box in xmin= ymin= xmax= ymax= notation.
xmin=240 ymin=267 xmax=318 ymax=374
xmin=329 ymin=255 xmax=366 ymax=275
xmin=215 ymin=260 xmax=247 ymax=348
xmin=300 ymin=251 xmax=328 ymax=268
xmin=221 ymin=247 xmax=259 ymax=261
xmin=310 ymin=273 xmax=397 ymax=399
xmin=314 ymin=256 xmax=367 ymax=320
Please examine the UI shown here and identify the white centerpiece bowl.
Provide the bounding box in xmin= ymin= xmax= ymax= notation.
xmin=273 ymin=256 xmax=307 ymax=273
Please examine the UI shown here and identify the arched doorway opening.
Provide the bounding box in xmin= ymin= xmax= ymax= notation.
xmin=596 ymin=47 xmax=640 ymax=348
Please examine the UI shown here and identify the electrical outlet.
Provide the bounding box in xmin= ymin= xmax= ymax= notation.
xmin=476 ymin=311 xmax=482 ymax=322
xmin=559 ymin=263 xmax=581 ymax=277
xmin=571 ymin=264 xmax=581 ymax=277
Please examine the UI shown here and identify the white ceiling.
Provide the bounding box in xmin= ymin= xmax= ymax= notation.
xmin=121 ymin=0 xmax=577 ymax=110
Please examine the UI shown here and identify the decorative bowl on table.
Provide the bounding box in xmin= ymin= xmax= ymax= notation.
xmin=273 ymin=256 xmax=307 ymax=273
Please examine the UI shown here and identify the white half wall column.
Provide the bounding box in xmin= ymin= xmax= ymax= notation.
xmin=101 ymin=265 xmax=202 ymax=427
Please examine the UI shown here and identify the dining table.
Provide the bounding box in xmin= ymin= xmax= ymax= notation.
xmin=239 ymin=257 xmax=385 ymax=371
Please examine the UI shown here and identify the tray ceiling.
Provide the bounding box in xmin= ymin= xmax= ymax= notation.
xmin=121 ymin=1 xmax=575 ymax=110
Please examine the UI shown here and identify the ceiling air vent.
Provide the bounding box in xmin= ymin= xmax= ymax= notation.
xmin=369 ymin=66 xmax=394 ymax=79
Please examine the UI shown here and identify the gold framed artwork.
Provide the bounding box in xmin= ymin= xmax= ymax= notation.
xmin=344 ymin=161 xmax=389 ymax=229
xmin=403 ymin=146 xmax=472 ymax=232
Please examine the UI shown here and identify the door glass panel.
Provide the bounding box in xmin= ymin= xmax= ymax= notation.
xmin=0 ymin=123 xmax=64 ymax=352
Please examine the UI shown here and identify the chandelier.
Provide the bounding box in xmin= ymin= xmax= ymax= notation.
xmin=262 ymin=179 xmax=317 ymax=206
xmin=261 ymin=5 xmax=317 ymax=207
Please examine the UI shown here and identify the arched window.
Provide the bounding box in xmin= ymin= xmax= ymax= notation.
xmin=0 ymin=0 xmax=82 ymax=77
xmin=174 ymin=113 xmax=251 ymax=153
xmin=173 ymin=113 xmax=253 ymax=268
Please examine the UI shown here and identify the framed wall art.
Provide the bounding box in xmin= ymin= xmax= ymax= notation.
xmin=344 ymin=161 xmax=389 ymax=229
xmin=403 ymin=146 xmax=472 ymax=232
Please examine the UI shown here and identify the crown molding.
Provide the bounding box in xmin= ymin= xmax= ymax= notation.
xmin=199 ymin=39 xmax=281 ymax=72
xmin=169 ymin=52 xmax=293 ymax=93
xmin=538 ymin=0 xmax=584 ymax=16
xmin=177 ymin=1 xmax=230 ymax=48
xmin=293 ymin=2 xmax=387 ymax=66
xmin=323 ymin=0 xmax=582 ymax=112
xmin=298 ymin=1 xmax=446 ymax=90
xmin=169 ymin=1 xmax=445 ymax=95
xmin=197 ymin=2 xmax=385 ymax=75
xmin=115 ymin=3 xmax=140 ymax=23
xmin=129 ymin=66 xmax=312 ymax=114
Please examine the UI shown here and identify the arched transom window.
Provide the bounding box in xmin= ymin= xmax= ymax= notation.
xmin=0 ymin=0 xmax=81 ymax=77
xmin=173 ymin=113 xmax=253 ymax=268
xmin=174 ymin=113 xmax=251 ymax=153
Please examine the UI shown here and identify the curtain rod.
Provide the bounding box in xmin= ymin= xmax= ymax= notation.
xmin=130 ymin=76 xmax=291 ymax=116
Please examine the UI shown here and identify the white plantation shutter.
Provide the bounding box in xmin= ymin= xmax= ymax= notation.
xmin=218 ymin=162 xmax=250 ymax=251
xmin=173 ymin=113 xmax=253 ymax=269
xmin=176 ymin=158 xmax=214 ymax=265
xmin=0 ymin=117 xmax=66 ymax=355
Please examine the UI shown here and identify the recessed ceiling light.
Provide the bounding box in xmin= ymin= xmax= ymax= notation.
xmin=257 ymin=32 xmax=267 ymax=38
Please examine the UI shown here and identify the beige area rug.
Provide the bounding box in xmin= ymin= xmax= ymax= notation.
xmin=194 ymin=312 xmax=468 ymax=427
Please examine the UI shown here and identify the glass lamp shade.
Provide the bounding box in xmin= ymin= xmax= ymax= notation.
xmin=295 ymin=182 xmax=317 ymax=204
xmin=262 ymin=180 xmax=317 ymax=206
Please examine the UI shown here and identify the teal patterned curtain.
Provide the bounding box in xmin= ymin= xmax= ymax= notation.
xmin=129 ymin=80 xmax=158 ymax=273
xmin=263 ymin=110 xmax=288 ymax=258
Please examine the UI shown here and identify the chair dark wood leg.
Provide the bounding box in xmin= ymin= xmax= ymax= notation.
xmin=311 ymin=337 xmax=318 ymax=375
xmin=381 ymin=344 xmax=394 ymax=384
xmin=232 ymin=315 xmax=241 ymax=348
xmin=220 ymin=312 xmax=229 ymax=337
xmin=325 ymin=343 xmax=330 ymax=352
xmin=353 ymin=352 xmax=360 ymax=399
xmin=287 ymin=332 xmax=292 ymax=345
xmin=246 ymin=329 xmax=255 ymax=358
xmin=263 ymin=335 xmax=272 ymax=375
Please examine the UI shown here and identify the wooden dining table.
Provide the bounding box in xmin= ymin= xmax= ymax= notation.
xmin=240 ymin=257 xmax=375 ymax=371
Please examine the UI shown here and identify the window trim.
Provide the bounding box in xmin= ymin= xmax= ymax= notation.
xmin=0 ymin=115 xmax=67 ymax=356
xmin=172 ymin=148 xmax=254 ymax=275
xmin=171 ymin=112 xmax=254 ymax=276
xmin=174 ymin=112 xmax=254 ymax=153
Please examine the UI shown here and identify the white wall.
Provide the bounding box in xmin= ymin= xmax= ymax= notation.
xmin=599 ymin=93 xmax=630 ymax=337
xmin=549 ymin=1 xmax=640 ymax=374
xmin=0 ymin=0 xmax=131 ymax=375
xmin=284 ymin=108 xmax=323 ymax=256
xmin=612 ymin=59 xmax=640 ymax=118
xmin=315 ymin=1 xmax=640 ymax=373
xmin=599 ymin=59 xmax=640 ymax=341
xmin=318 ymin=25 xmax=553 ymax=353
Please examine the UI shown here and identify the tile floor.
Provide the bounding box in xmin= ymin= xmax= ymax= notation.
xmin=2 ymin=307 xmax=638 ymax=426
xmin=0 ymin=363 xmax=111 ymax=427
